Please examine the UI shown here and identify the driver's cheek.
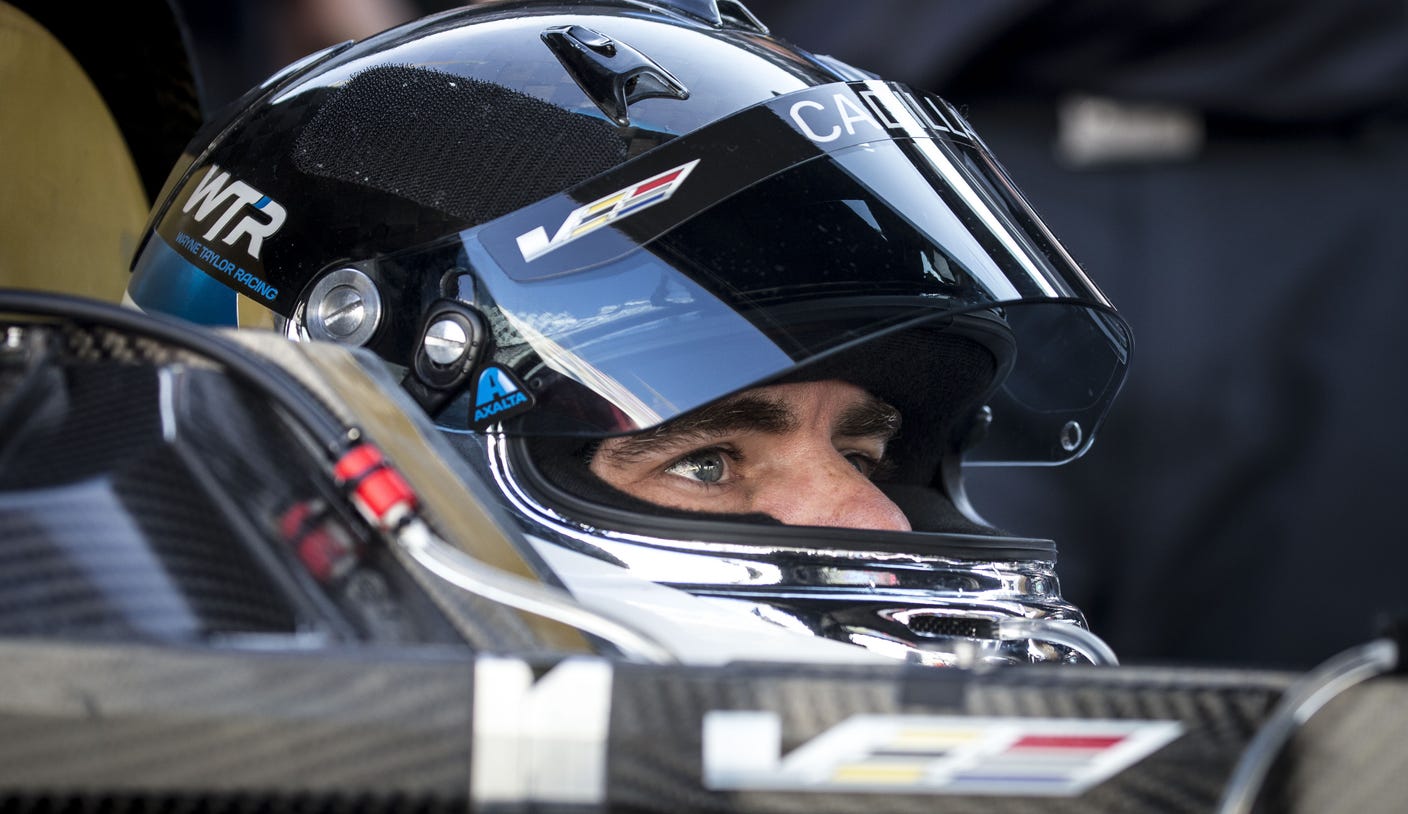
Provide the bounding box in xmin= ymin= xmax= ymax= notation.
xmin=748 ymin=454 xmax=911 ymax=532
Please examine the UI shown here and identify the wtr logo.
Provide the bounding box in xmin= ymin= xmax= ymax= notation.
xmin=181 ymin=164 xmax=287 ymax=260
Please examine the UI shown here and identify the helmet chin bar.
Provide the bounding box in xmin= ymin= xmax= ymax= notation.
xmin=484 ymin=432 xmax=1118 ymax=667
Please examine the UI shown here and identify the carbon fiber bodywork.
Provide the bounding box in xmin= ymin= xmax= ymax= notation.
xmin=0 ymin=641 xmax=1401 ymax=814
xmin=0 ymin=322 xmax=459 ymax=648
xmin=0 ymin=642 xmax=476 ymax=807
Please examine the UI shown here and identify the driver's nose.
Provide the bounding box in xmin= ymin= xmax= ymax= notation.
xmin=754 ymin=453 xmax=911 ymax=531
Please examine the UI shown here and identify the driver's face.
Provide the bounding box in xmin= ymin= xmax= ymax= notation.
xmin=589 ymin=380 xmax=911 ymax=531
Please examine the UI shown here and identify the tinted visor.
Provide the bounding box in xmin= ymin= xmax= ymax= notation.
xmin=428 ymin=82 xmax=1129 ymax=464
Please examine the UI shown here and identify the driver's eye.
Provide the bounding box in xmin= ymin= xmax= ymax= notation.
xmin=665 ymin=449 xmax=728 ymax=483
xmin=845 ymin=452 xmax=879 ymax=478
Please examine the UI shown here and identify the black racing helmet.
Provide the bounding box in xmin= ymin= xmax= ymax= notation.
xmin=127 ymin=0 xmax=1130 ymax=568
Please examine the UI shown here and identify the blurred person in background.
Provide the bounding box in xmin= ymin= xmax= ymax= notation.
xmin=174 ymin=0 xmax=429 ymax=114
xmin=748 ymin=0 xmax=1408 ymax=669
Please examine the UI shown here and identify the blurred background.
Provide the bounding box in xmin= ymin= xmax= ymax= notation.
xmin=747 ymin=0 xmax=1408 ymax=670
xmin=8 ymin=0 xmax=1406 ymax=670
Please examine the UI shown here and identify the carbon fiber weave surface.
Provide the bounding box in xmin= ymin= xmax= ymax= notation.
xmin=2 ymin=643 xmax=1404 ymax=813
xmin=0 ymin=641 xmax=474 ymax=803
xmin=1275 ymin=676 xmax=1408 ymax=814
xmin=0 ymin=362 xmax=302 ymax=640
xmin=602 ymin=662 xmax=1292 ymax=814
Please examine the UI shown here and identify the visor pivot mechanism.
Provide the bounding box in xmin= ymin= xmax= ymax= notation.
xmin=1060 ymin=420 xmax=1084 ymax=453
xmin=304 ymin=267 xmax=383 ymax=347
xmin=957 ymin=405 xmax=994 ymax=453
xmin=403 ymin=299 xmax=489 ymax=414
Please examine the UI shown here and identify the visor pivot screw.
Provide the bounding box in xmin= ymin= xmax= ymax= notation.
xmin=319 ymin=285 xmax=367 ymax=339
xmin=958 ymin=406 xmax=993 ymax=452
xmin=424 ymin=317 xmax=469 ymax=366
xmin=304 ymin=267 xmax=383 ymax=346
xmin=1060 ymin=420 xmax=1083 ymax=453
xmin=405 ymin=300 xmax=490 ymax=414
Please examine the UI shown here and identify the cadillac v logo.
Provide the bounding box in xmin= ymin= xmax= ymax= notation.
xmin=516 ymin=160 xmax=700 ymax=262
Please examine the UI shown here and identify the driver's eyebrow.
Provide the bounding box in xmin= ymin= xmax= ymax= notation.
xmin=835 ymin=395 xmax=901 ymax=442
xmin=597 ymin=394 xmax=796 ymax=463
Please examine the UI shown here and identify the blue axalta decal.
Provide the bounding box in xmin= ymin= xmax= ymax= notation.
xmin=128 ymin=234 xmax=237 ymax=326
xmin=473 ymin=366 xmax=531 ymax=423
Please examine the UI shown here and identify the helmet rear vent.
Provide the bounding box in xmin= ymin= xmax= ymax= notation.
xmin=294 ymin=66 xmax=628 ymax=226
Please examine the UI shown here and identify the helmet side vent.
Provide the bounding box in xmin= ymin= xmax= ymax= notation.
xmin=906 ymin=614 xmax=999 ymax=640
xmin=293 ymin=66 xmax=628 ymax=227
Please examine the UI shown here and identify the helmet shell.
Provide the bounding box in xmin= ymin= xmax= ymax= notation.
xmin=125 ymin=0 xmax=1132 ymax=666
xmin=129 ymin=0 xmax=845 ymax=361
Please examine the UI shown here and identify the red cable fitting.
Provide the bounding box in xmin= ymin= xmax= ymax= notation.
xmin=334 ymin=443 xmax=385 ymax=483
xmin=299 ymin=526 xmax=356 ymax=582
xmin=335 ymin=443 xmax=418 ymax=530
xmin=277 ymin=500 xmax=360 ymax=583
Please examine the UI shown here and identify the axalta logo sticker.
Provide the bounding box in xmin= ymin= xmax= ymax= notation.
xmin=181 ymin=164 xmax=287 ymax=260
xmin=471 ymin=365 xmax=535 ymax=428
xmin=516 ymin=159 xmax=700 ymax=262
xmin=703 ymin=713 xmax=1182 ymax=796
